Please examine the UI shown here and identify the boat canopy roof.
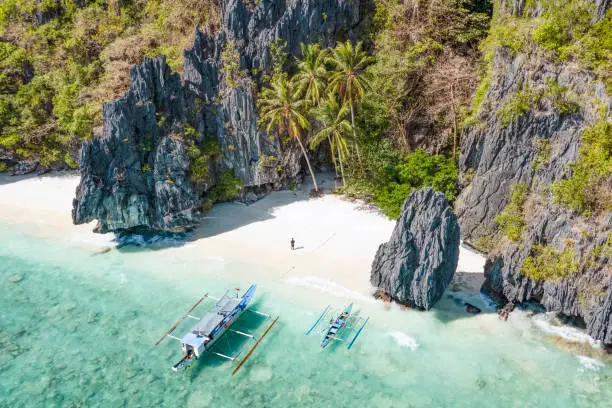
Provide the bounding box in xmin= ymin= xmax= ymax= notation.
xmin=181 ymin=332 xmax=208 ymax=349
xmin=180 ymin=294 xmax=241 ymax=346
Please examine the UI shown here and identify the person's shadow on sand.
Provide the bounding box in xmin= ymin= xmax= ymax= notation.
xmin=293 ymin=246 xmax=305 ymax=250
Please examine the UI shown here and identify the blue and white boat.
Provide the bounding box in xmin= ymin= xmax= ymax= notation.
xmin=156 ymin=285 xmax=278 ymax=373
xmin=306 ymin=303 xmax=369 ymax=350
xmin=321 ymin=304 xmax=352 ymax=348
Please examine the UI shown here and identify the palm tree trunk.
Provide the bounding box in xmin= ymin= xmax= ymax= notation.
xmin=337 ymin=144 xmax=346 ymax=186
xmin=327 ymin=136 xmax=339 ymax=179
xmin=295 ymin=134 xmax=319 ymax=193
xmin=350 ymin=102 xmax=363 ymax=169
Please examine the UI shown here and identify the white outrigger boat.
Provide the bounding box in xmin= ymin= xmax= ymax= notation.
xmin=155 ymin=284 xmax=278 ymax=374
xmin=306 ymin=303 xmax=369 ymax=350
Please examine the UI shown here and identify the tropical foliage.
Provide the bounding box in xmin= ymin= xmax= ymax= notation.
xmin=495 ymin=183 xmax=529 ymax=242
xmin=521 ymin=244 xmax=579 ymax=281
xmin=257 ymin=75 xmax=318 ymax=192
xmin=373 ymin=149 xmax=459 ymax=218
xmin=309 ymin=96 xmax=353 ymax=184
xmin=0 ymin=0 xmax=220 ymax=168
xmin=551 ymin=119 xmax=612 ymax=214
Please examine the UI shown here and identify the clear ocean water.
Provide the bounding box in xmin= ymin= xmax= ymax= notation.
xmin=1 ymin=221 xmax=611 ymax=408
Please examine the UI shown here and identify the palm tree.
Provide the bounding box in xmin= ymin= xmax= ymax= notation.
xmin=258 ymin=76 xmax=319 ymax=193
xmin=310 ymin=96 xmax=353 ymax=185
xmin=326 ymin=40 xmax=374 ymax=167
xmin=294 ymin=43 xmax=328 ymax=105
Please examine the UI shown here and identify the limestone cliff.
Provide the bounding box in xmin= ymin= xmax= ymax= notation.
xmin=73 ymin=0 xmax=362 ymax=232
xmin=371 ymin=188 xmax=460 ymax=310
xmin=455 ymin=0 xmax=611 ymax=344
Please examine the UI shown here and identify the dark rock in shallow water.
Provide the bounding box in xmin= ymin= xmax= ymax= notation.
xmin=74 ymin=0 xmax=362 ymax=233
xmin=370 ymin=188 xmax=461 ymax=310
xmin=465 ymin=303 xmax=481 ymax=314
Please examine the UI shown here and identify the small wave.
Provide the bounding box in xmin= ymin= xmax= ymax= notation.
xmin=387 ymin=332 xmax=419 ymax=351
xmin=70 ymin=231 xmax=115 ymax=250
xmin=577 ymin=355 xmax=604 ymax=372
xmin=533 ymin=314 xmax=601 ymax=348
xmin=285 ymin=276 xmax=372 ymax=302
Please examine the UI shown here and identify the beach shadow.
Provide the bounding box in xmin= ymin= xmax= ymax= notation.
xmin=188 ymin=172 xmax=338 ymax=241
xmin=0 ymin=170 xmax=77 ymax=186
xmin=97 ymin=172 xmax=340 ymax=252
xmin=293 ymin=246 xmax=305 ymax=250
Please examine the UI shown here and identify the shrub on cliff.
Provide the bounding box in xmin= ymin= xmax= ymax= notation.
xmin=495 ymin=182 xmax=529 ymax=242
xmin=209 ymin=169 xmax=242 ymax=202
xmin=521 ymin=244 xmax=579 ymax=281
xmin=552 ymin=119 xmax=612 ymax=214
xmin=0 ymin=0 xmax=221 ymax=168
xmin=373 ymin=149 xmax=458 ymax=218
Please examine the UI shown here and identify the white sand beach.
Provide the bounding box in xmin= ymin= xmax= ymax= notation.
xmin=0 ymin=172 xmax=486 ymax=297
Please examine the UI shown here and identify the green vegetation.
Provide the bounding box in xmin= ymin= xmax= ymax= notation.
xmin=293 ymin=43 xmax=328 ymax=105
xmin=256 ymin=1 xmax=491 ymax=213
xmin=531 ymin=137 xmax=551 ymax=171
xmin=257 ymin=76 xmax=318 ymax=191
xmin=496 ymin=79 xmax=580 ymax=128
xmin=496 ymin=84 xmax=538 ymax=128
xmin=521 ymin=244 xmax=579 ymax=281
xmin=544 ymin=79 xmax=580 ymax=114
xmin=220 ymin=40 xmax=248 ymax=89
xmin=310 ymin=96 xmax=353 ymax=185
xmin=373 ymin=149 xmax=459 ymax=218
xmin=466 ymin=0 xmax=610 ymax=127
xmin=494 ymin=182 xmax=529 ymax=242
xmin=209 ymin=169 xmax=242 ymax=201
xmin=552 ymin=118 xmax=612 ymax=214
xmin=0 ymin=0 xmax=220 ymax=168
xmin=530 ymin=0 xmax=612 ymax=88
xmin=184 ymin=129 xmax=221 ymax=183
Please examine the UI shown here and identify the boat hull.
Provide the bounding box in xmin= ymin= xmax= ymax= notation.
xmin=172 ymin=285 xmax=256 ymax=371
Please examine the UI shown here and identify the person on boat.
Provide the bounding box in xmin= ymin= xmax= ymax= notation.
xmin=290 ymin=237 xmax=295 ymax=250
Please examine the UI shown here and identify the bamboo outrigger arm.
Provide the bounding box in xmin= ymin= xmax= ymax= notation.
xmin=155 ymin=293 xmax=209 ymax=345
xmin=232 ymin=316 xmax=279 ymax=375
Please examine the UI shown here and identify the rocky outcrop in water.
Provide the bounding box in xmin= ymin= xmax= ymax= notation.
xmin=73 ymin=0 xmax=362 ymax=232
xmin=370 ymin=188 xmax=461 ymax=310
xmin=456 ymin=1 xmax=612 ymax=344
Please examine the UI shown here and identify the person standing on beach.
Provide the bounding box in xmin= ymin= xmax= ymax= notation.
xmin=291 ymin=238 xmax=295 ymax=250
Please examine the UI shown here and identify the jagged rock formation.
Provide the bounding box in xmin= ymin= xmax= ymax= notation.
xmin=73 ymin=0 xmax=362 ymax=232
xmin=371 ymin=188 xmax=461 ymax=310
xmin=73 ymin=58 xmax=199 ymax=233
xmin=456 ymin=1 xmax=611 ymax=344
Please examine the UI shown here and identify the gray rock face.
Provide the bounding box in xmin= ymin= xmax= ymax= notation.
xmin=456 ymin=0 xmax=612 ymax=344
xmin=74 ymin=0 xmax=362 ymax=232
xmin=73 ymin=58 xmax=199 ymax=233
xmin=370 ymin=188 xmax=461 ymax=310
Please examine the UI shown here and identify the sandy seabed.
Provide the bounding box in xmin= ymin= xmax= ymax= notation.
xmin=0 ymin=172 xmax=485 ymax=298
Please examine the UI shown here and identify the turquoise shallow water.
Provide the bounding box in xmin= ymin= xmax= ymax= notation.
xmin=1 ymin=222 xmax=611 ymax=408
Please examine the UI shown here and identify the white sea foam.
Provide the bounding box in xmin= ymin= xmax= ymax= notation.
xmin=285 ymin=276 xmax=373 ymax=302
xmin=577 ymin=355 xmax=604 ymax=372
xmin=70 ymin=231 xmax=115 ymax=249
xmin=533 ymin=313 xmax=601 ymax=348
xmin=387 ymin=332 xmax=419 ymax=351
